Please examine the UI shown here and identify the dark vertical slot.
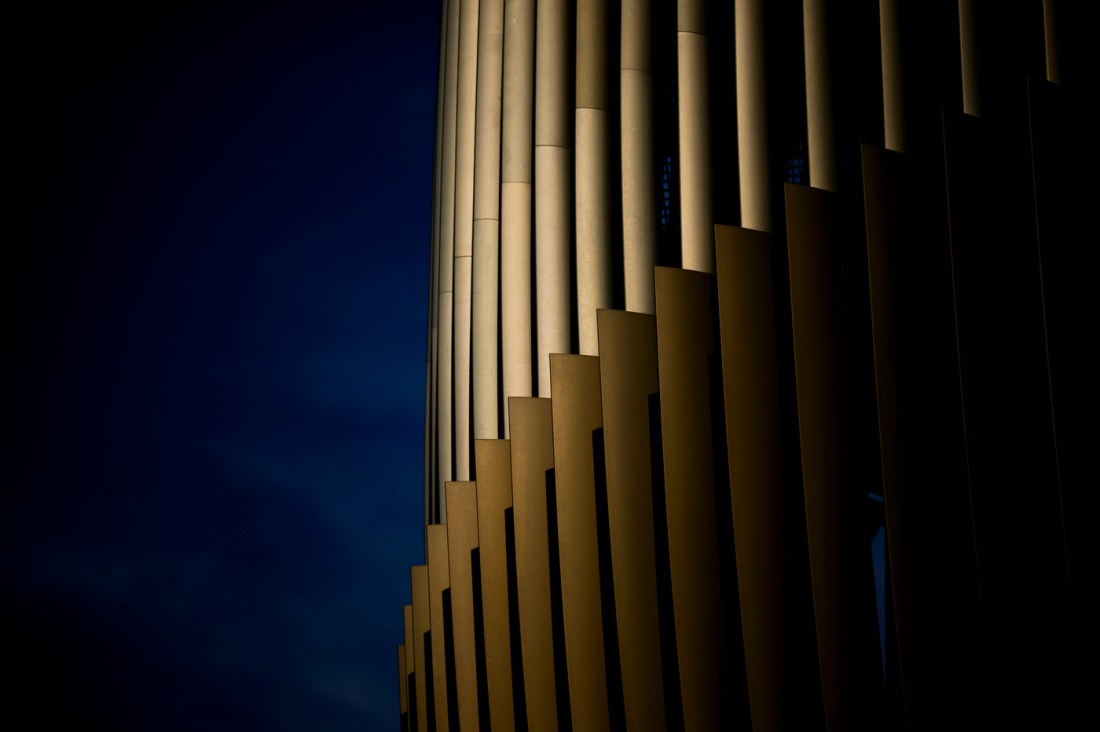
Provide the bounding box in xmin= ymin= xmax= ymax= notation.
xmin=651 ymin=0 xmax=681 ymax=268
xmin=528 ymin=174 xmax=539 ymax=395
xmin=833 ymin=0 xmax=884 ymax=186
xmin=566 ymin=1 xmax=580 ymax=356
xmin=424 ymin=631 xmax=437 ymax=732
xmin=444 ymin=590 xmax=460 ymax=730
xmin=648 ymin=393 xmax=684 ymax=731
xmin=505 ymin=508 xmax=528 ymax=732
xmin=861 ymin=143 xmax=980 ymax=728
xmin=706 ymin=0 xmax=740 ymax=227
xmin=496 ymin=214 xmax=506 ymax=434
xmin=409 ymin=672 xmax=418 ymax=732
xmin=592 ymin=427 xmax=626 ymax=731
xmin=544 ymin=468 xmax=573 ymax=731
xmin=706 ymin=351 xmax=750 ymax=730
xmin=764 ymin=0 xmax=807 ymax=239
xmin=1029 ymin=81 xmax=1088 ymax=639
xmin=401 ymin=710 xmax=409 ymax=732
xmin=944 ymin=109 xmax=1069 ymax=728
xmin=607 ymin=0 xmax=625 ymax=312
xmin=471 ymin=548 xmax=490 ymax=731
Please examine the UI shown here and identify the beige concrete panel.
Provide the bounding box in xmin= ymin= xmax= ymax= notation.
xmin=427 ymin=525 xmax=452 ymax=732
xmin=804 ymin=0 xmax=837 ymax=191
xmin=621 ymin=69 xmax=656 ymax=314
xmin=677 ymin=0 xmax=706 ymax=34
xmin=549 ymin=354 xmax=611 ymax=730
xmin=621 ymin=0 xmax=651 ymax=72
xmin=958 ymin=0 xmax=980 ymax=116
xmin=735 ymin=0 xmax=772 ymax=232
xmin=455 ymin=255 xmax=472 ymax=480
xmin=500 ymin=180 xmax=533 ymax=437
xmin=474 ymin=439 xmax=516 ymax=730
xmin=404 ymin=605 xmax=416 ymax=730
xmin=424 ymin=354 xmax=433 ymax=525
xmin=715 ymin=225 xmax=820 ymax=730
xmin=404 ymin=605 xmax=415 ymax=674
xmin=501 ymin=0 xmax=535 ymax=185
xmin=654 ymin=267 xmax=724 ymax=729
xmin=535 ymin=0 xmax=571 ymax=148
xmin=472 ymin=220 xmax=500 ymax=439
xmin=534 ymin=144 xmax=572 ymax=397
xmin=399 ymin=644 xmax=409 ymax=718
xmin=576 ymin=0 xmax=608 ymax=110
xmin=879 ymin=0 xmax=905 ymax=153
xmin=862 ymin=144 xmax=983 ymax=726
xmin=447 ymin=482 xmax=482 ymax=731
xmin=785 ymin=183 xmax=882 ymax=730
xmin=438 ymin=293 xmax=454 ymax=514
xmin=508 ymin=397 xmax=558 ymax=731
xmin=595 ymin=309 xmax=665 ymax=730
xmin=575 ymin=108 xmax=613 ymax=356
xmin=412 ymin=565 xmax=431 ymax=732
xmin=677 ymin=31 xmax=715 ymax=274
xmin=474 ymin=0 xmax=505 ymax=223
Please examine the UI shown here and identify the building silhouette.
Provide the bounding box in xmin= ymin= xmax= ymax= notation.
xmin=396 ymin=1 xmax=1085 ymax=730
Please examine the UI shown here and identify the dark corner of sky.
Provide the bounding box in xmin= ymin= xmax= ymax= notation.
xmin=5 ymin=2 xmax=442 ymax=729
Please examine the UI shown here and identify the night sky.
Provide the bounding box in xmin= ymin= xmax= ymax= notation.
xmin=5 ymin=2 xmax=437 ymax=729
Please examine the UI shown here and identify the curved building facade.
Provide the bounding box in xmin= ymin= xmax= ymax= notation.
xmin=398 ymin=1 xmax=1085 ymax=730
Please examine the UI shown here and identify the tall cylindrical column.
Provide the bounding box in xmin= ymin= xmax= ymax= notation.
xmin=879 ymin=0 xmax=905 ymax=153
xmin=454 ymin=0 xmax=481 ymax=480
xmin=438 ymin=0 xmax=462 ymax=515
xmin=678 ymin=0 xmax=715 ymax=273
xmin=804 ymin=0 xmax=837 ymax=191
xmin=473 ymin=0 xmax=505 ymax=441
xmin=736 ymin=0 xmax=771 ymax=232
xmin=500 ymin=0 xmax=536 ymax=437
xmin=535 ymin=0 xmax=572 ymax=395
xmin=576 ymin=0 xmax=613 ymax=355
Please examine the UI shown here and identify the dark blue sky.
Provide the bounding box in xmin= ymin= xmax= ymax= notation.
xmin=5 ymin=2 xmax=437 ymax=729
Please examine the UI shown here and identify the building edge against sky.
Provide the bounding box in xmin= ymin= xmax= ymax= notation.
xmin=403 ymin=1 xmax=1086 ymax=730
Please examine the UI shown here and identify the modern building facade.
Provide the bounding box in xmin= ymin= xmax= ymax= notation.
xmin=398 ymin=1 xmax=1085 ymax=730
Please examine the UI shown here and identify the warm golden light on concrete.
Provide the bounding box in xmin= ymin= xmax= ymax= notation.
xmin=550 ymin=354 xmax=610 ymax=729
xmin=446 ymin=481 xmax=481 ymax=730
xmin=499 ymin=0 xmax=535 ymax=437
xmin=508 ymin=397 xmax=558 ymax=731
xmin=472 ymin=0 xmax=504 ymax=442
xmin=534 ymin=0 xmax=572 ymax=397
xmin=426 ymin=524 xmax=451 ymax=732
xmin=407 ymin=4 xmax=1082 ymax=728
xmin=473 ymin=439 xmax=516 ymax=729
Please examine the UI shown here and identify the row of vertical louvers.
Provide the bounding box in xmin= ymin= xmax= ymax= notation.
xmin=402 ymin=0 xmax=1087 ymax=730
